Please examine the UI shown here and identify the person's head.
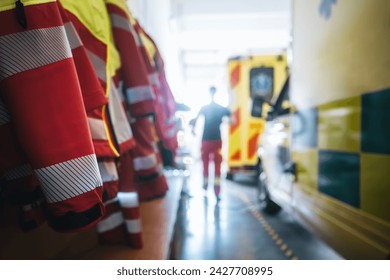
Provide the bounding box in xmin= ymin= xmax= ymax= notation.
xmin=209 ymin=86 xmax=217 ymax=100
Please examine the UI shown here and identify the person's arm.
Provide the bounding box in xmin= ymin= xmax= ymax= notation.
xmin=224 ymin=108 xmax=236 ymax=125
xmin=189 ymin=108 xmax=203 ymax=135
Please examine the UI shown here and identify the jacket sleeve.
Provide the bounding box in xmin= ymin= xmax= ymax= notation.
xmin=58 ymin=1 xmax=108 ymax=113
xmin=106 ymin=1 xmax=156 ymax=117
xmin=0 ymin=1 xmax=104 ymax=232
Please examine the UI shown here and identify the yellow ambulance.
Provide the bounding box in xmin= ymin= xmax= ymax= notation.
xmin=226 ymin=54 xmax=288 ymax=180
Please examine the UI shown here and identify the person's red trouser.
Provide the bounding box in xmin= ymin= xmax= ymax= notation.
xmin=201 ymin=140 xmax=222 ymax=177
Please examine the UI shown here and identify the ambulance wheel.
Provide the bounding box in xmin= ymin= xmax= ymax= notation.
xmin=226 ymin=172 xmax=234 ymax=181
xmin=263 ymin=198 xmax=282 ymax=215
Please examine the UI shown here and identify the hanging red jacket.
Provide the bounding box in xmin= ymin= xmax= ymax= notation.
xmin=130 ymin=116 xmax=168 ymax=201
xmin=105 ymin=0 xmax=155 ymax=118
xmin=0 ymin=0 xmax=104 ymax=232
xmin=60 ymin=0 xmax=145 ymax=247
xmin=105 ymin=0 xmax=168 ymax=202
xmin=1 ymin=2 xmax=111 ymax=233
xmin=149 ymin=40 xmax=178 ymax=153
xmin=60 ymin=0 xmax=136 ymax=197
xmin=133 ymin=22 xmax=178 ymax=153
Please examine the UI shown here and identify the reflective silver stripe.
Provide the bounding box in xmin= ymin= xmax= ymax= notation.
xmin=98 ymin=160 xmax=119 ymax=183
xmin=104 ymin=196 xmax=119 ymax=206
xmin=151 ymin=142 xmax=159 ymax=153
xmin=135 ymin=30 xmax=144 ymax=47
xmin=133 ymin=154 xmax=157 ymax=171
xmin=0 ymin=26 xmax=72 ymax=81
xmin=96 ymin=211 xmax=124 ymax=233
xmin=149 ymin=73 xmax=161 ymax=88
xmin=88 ymin=117 xmax=108 ymax=141
xmin=64 ymin=22 xmax=83 ymax=49
xmin=117 ymin=192 xmax=139 ymax=208
xmin=4 ymin=164 xmax=33 ymax=180
xmin=35 ymin=154 xmax=102 ymax=204
xmin=157 ymin=163 xmax=164 ymax=174
xmin=126 ymin=85 xmax=155 ymax=104
xmin=133 ymin=32 xmax=142 ymax=46
xmin=0 ymin=98 xmax=10 ymax=125
xmin=108 ymin=81 xmax=134 ymax=146
xmin=117 ymin=81 xmax=125 ymax=103
xmin=86 ymin=50 xmax=106 ymax=82
xmin=124 ymin=219 xmax=141 ymax=233
xmin=110 ymin=14 xmax=132 ymax=33
xmin=110 ymin=14 xmax=141 ymax=46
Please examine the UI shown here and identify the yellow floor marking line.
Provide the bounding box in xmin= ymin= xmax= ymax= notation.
xmin=236 ymin=191 xmax=299 ymax=260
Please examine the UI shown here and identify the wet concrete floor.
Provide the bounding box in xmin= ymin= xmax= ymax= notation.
xmin=168 ymin=164 xmax=343 ymax=260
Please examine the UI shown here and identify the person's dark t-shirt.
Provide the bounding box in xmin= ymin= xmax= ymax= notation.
xmin=199 ymin=102 xmax=231 ymax=141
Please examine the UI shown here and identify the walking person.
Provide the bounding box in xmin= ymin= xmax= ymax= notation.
xmin=190 ymin=86 xmax=231 ymax=200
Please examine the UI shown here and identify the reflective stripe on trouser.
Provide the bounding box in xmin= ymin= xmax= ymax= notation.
xmin=118 ymin=192 xmax=143 ymax=249
xmin=130 ymin=117 xmax=169 ymax=200
xmin=96 ymin=159 xmax=125 ymax=245
xmin=96 ymin=196 xmax=126 ymax=245
xmin=131 ymin=117 xmax=160 ymax=178
xmin=97 ymin=159 xmax=143 ymax=247
xmin=117 ymin=151 xmax=143 ymax=248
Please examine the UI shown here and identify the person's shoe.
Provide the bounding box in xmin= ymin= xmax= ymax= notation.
xmin=214 ymin=184 xmax=221 ymax=197
xmin=203 ymin=176 xmax=208 ymax=189
xmin=202 ymin=187 xmax=208 ymax=198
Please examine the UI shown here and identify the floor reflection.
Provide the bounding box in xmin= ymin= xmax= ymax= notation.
xmin=170 ymin=162 xmax=342 ymax=260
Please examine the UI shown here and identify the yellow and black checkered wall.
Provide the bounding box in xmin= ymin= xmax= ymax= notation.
xmin=289 ymin=0 xmax=390 ymax=259
xmin=292 ymin=88 xmax=390 ymax=222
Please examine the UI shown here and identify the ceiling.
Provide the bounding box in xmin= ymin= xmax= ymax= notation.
xmin=171 ymin=0 xmax=291 ymax=81
xmin=131 ymin=0 xmax=291 ymax=106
